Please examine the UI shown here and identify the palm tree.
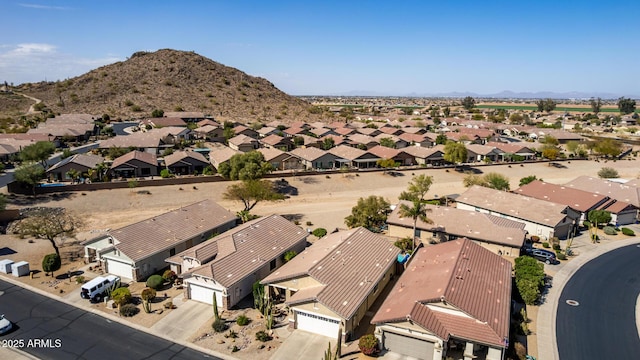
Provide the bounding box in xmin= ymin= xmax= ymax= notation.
xmin=399 ymin=200 xmax=433 ymax=252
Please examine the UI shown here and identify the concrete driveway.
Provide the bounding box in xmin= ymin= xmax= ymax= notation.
xmin=150 ymin=294 xmax=211 ymax=342
xmin=271 ymin=330 xmax=335 ymax=360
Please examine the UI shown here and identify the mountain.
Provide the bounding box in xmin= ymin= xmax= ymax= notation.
xmin=16 ymin=49 xmax=320 ymax=123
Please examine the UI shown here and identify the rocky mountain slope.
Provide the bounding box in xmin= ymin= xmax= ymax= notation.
xmin=16 ymin=49 xmax=321 ymax=123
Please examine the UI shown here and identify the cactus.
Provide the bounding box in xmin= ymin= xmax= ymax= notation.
xmin=213 ymin=294 xmax=219 ymax=321
xmin=323 ymin=341 xmax=340 ymax=360
xmin=141 ymin=288 xmax=156 ymax=314
xmin=263 ymin=297 xmax=274 ymax=330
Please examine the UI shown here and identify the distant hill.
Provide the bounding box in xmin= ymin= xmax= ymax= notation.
xmin=16 ymin=49 xmax=321 ymax=123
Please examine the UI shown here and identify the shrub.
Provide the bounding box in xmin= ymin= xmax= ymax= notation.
xmin=283 ymin=250 xmax=297 ymax=262
xmin=255 ymin=330 xmax=272 ymax=342
xmin=120 ymin=304 xmax=139 ymax=317
xmin=42 ymin=253 xmax=61 ymax=276
xmin=236 ymin=314 xmax=250 ymax=326
xmin=306 ymin=221 xmax=313 ymax=226
xmin=530 ymin=235 xmax=540 ymax=243
xmin=160 ymin=169 xmax=172 ymax=178
xmin=232 ymin=345 xmax=239 ymax=352
xmin=212 ymin=318 xmax=227 ymax=332
xmin=75 ymin=276 xmax=85 ymax=284
xmin=598 ymin=167 xmax=619 ymax=179
xmin=225 ymin=330 xmax=238 ymax=339
xmin=162 ymin=270 xmax=177 ymax=283
xmin=557 ymin=252 xmax=567 ymax=260
xmin=621 ymin=227 xmax=635 ymax=236
xmin=146 ymin=274 xmax=164 ymax=290
xmin=552 ymin=244 xmax=561 ymax=251
xmin=582 ymin=220 xmax=591 ymax=228
xmin=542 ymin=242 xmax=550 ymax=248
xmin=394 ymin=237 xmax=413 ymax=252
xmin=141 ymin=288 xmax=156 ymax=302
xmin=358 ymin=334 xmax=379 ymax=356
xmin=592 ymin=234 xmax=600 ymax=241
xmin=163 ymin=301 xmax=175 ymax=309
xmin=111 ymin=287 xmax=131 ymax=306
xmin=603 ymin=226 xmax=617 ymax=235
xmin=514 ymin=342 xmax=527 ymax=360
xmin=312 ymin=228 xmax=327 ymax=238
xmin=514 ymin=256 xmax=545 ymax=305
xmin=519 ymin=321 xmax=530 ymax=335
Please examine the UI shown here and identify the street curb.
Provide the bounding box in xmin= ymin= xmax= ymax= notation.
xmin=0 ymin=274 xmax=237 ymax=360
xmin=536 ymin=237 xmax=640 ymax=360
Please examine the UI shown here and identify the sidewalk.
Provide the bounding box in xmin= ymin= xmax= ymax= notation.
xmin=536 ymin=231 xmax=640 ymax=360
xmin=0 ymin=273 xmax=236 ymax=360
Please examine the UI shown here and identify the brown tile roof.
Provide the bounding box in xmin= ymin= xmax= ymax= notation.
xmin=515 ymin=180 xmax=609 ymax=212
xmin=208 ymin=146 xmax=239 ymax=167
xmin=564 ymin=176 xmax=640 ymax=207
xmin=398 ymin=133 xmax=427 ymax=143
xmin=164 ymin=111 xmax=206 ymax=119
xmin=457 ymin=186 xmax=568 ymax=227
xmin=328 ymin=144 xmax=368 ymax=160
xmin=465 ymin=144 xmax=503 ymax=156
xmin=334 ymin=127 xmax=356 ymax=136
xmin=0 ymin=133 xmax=52 ymax=142
xmin=355 ymin=128 xmax=380 ymax=136
xmin=99 ymin=131 xmax=162 ymax=149
xmin=403 ymin=145 xmax=445 ymax=159
xmin=164 ymin=150 xmax=209 ymax=167
xmin=347 ymin=134 xmax=378 ymax=146
xmin=371 ymin=238 xmax=512 ymax=348
xmin=111 ymin=150 xmax=157 ymax=168
xmin=228 ymin=134 xmax=258 ymax=146
xmin=261 ymin=134 xmax=290 ymax=146
xmin=192 ymin=124 xmax=220 ymax=134
xmin=188 ymin=215 xmax=308 ymax=287
xmin=289 ymin=147 xmax=329 ymax=161
xmin=388 ymin=202 xmax=526 ymax=248
xmin=598 ymin=199 xmax=637 ymax=214
xmin=284 ymin=127 xmax=306 ymax=136
xmin=257 ymin=147 xmax=286 ymax=162
xmin=197 ymin=119 xmax=219 ymax=127
xmin=107 ymin=200 xmax=237 ymax=262
xmin=309 ymin=128 xmax=332 ymax=137
xmin=367 ymin=145 xmax=400 ymax=159
xmin=263 ymin=227 xmax=400 ymax=320
xmin=485 ymin=141 xmax=535 ymax=154
xmin=47 ymin=153 xmax=104 ymax=172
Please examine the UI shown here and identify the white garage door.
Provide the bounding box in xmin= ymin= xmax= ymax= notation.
xmin=105 ymin=259 xmax=133 ymax=280
xmin=384 ymin=331 xmax=434 ymax=359
xmin=296 ymin=310 xmax=340 ymax=339
xmin=188 ymin=283 xmax=222 ymax=305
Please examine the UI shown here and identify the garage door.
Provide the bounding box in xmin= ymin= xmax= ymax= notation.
xmin=105 ymin=259 xmax=133 ymax=280
xmin=296 ymin=310 xmax=340 ymax=339
xmin=384 ymin=331 xmax=434 ymax=360
xmin=188 ymin=283 xmax=222 ymax=305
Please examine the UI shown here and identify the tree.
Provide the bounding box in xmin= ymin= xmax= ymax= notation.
xmin=514 ymin=256 xmax=545 ymax=305
xmin=19 ymin=141 xmax=55 ymax=168
xmin=519 ymin=175 xmax=541 ymax=187
xmin=443 ymin=141 xmax=467 ymax=166
xmin=218 ymin=151 xmax=273 ymax=180
xmin=484 ymin=172 xmax=511 ymax=191
xmin=223 ymin=179 xmax=285 ymax=212
xmin=541 ymin=135 xmax=559 ymax=146
xmin=399 ymin=200 xmax=433 ymax=252
xmin=541 ymin=145 xmax=560 ymax=162
xmin=344 ymin=196 xmax=390 ymax=231
xmin=321 ymin=137 xmax=335 ymax=150
xmin=435 ymin=134 xmax=447 ymax=145
xmin=0 ymin=194 xmax=6 ymax=211
xmin=42 ymin=253 xmax=61 ymax=277
xmin=14 ymin=164 xmax=45 ymax=195
xmin=617 ymin=97 xmax=636 ymax=114
xmin=443 ymin=106 xmax=451 ymax=117
xmin=536 ymin=98 xmax=557 ymax=112
xmin=461 ymin=96 xmax=475 ymax=111
xmin=598 ymin=167 xmax=619 ymax=179
xmin=593 ymin=138 xmax=623 ymax=158
xmin=151 ymin=109 xmax=164 ymax=118
xmin=398 ymin=174 xmax=433 ymax=203
xmin=379 ymin=137 xmax=396 ymax=148
xmin=66 ymin=168 xmax=81 ymax=184
xmin=590 ymin=98 xmax=602 ymax=114
xmin=111 ymin=287 xmax=132 ymax=313
xmin=376 ymin=158 xmax=397 ymax=173
xmin=588 ymin=210 xmax=611 ymax=243
xmin=141 ymin=288 xmax=156 ymax=313
xmin=13 ymin=208 xmax=82 ymax=257
xmin=223 ymin=127 xmax=235 ymax=143
xmin=293 ymin=136 xmax=304 ymax=147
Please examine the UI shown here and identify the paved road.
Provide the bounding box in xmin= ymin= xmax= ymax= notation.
xmin=0 ymin=279 xmax=216 ymax=360
xmin=556 ymin=244 xmax=640 ymax=360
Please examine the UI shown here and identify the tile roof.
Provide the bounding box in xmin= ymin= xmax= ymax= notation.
xmin=208 ymin=146 xmax=239 ymax=166
xmin=515 ymin=180 xmax=608 ymax=212
xmin=164 ymin=150 xmax=209 ymax=167
xmin=465 ymin=144 xmax=503 ymax=156
xmin=457 ymin=186 xmax=568 ymax=227
xmin=99 ymin=131 xmax=162 ymax=149
xmin=289 ymin=147 xmax=329 ymax=161
xmin=192 ymin=124 xmax=220 ymax=134
xmin=188 ymin=215 xmax=308 ymax=287
xmin=263 ymin=227 xmax=399 ymax=320
xmin=367 ymin=145 xmax=400 ymax=159
xmin=196 ymin=119 xmax=219 ymax=127
xmin=371 ymin=238 xmax=512 ymax=347
xmin=328 ymin=144 xmax=368 ymax=160
xmin=228 ymin=134 xmax=258 ymax=146
xmin=47 ymin=153 xmax=104 ymax=172
xmin=564 ymin=176 xmax=640 ymax=207
xmin=402 ymin=145 xmax=445 ymax=159
xmin=257 ymin=147 xmax=286 ymax=162
xmin=164 ymin=111 xmax=206 ymax=119
xmin=111 ymin=150 xmax=158 ymax=168
xmin=334 ymin=127 xmax=356 ymax=136
xmin=398 ymin=133 xmax=427 ymax=143
xmin=388 ymin=201 xmax=526 ymax=247
xmin=347 ymin=134 xmax=378 ymax=146
xmin=106 ymin=200 xmax=237 ymax=262
xmin=485 ymin=141 xmax=535 ymax=154
xmin=261 ymin=134 xmax=290 ymax=146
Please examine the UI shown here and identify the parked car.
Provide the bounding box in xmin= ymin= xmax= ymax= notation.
xmin=528 ymin=248 xmax=559 ymax=265
xmin=80 ymin=275 xmax=120 ymax=302
xmin=0 ymin=314 xmax=12 ymax=335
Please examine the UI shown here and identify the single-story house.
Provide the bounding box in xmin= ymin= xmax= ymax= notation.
xmin=83 ymin=200 xmax=238 ymax=281
xmin=141 ymin=117 xmax=187 ymax=128
xmin=371 ymin=238 xmax=511 ymax=360
xmin=175 ymin=215 xmax=307 ymax=309
xmin=191 ymin=124 xmax=225 ymax=142
xmin=465 ymin=144 xmax=504 ymax=163
xmin=260 ymin=134 xmax=295 ymax=152
xmin=110 ymin=150 xmax=159 ymax=178
xmin=208 ymin=145 xmax=239 ymax=171
xmin=46 ymin=153 xmax=105 ymax=182
xmin=486 ymin=141 xmax=536 ymax=161
xmin=262 ymin=227 xmax=399 ymax=341
xmin=456 ymin=185 xmax=574 ymax=240
xmin=257 ymin=148 xmax=302 ymax=171
xmin=329 ymin=145 xmax=380 ymax=169
xmin=403 ymin=145 xmax=446 ymax=166
xmin=289 ymin=147 xmax=340 ymax=170
xmin=228 ymin=134 xmax=260 ymax=152
xmin=367 ymin=145 xmax=416 ymax=166
xmin=163 ymin=150 xmax=211 ymax=175
xmin=387 ymin=201 xmax=527 ymax=256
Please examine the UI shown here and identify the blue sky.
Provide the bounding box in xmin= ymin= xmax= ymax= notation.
xmin=1 ymin=1 xmax=638 ymax=96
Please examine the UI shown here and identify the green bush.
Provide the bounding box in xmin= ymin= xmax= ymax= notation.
xmin=582 ymin=220 xmax=590 ymax=228
xmin=552 ymin=244 xmax=561 ymax=251
xmin=255 ymin=330 xmax=272 ymax=342
xmin=514 ymin=256 xmax=545 ymax=305
xmin=358 ymin=334 xmax=379 ymax=356
xmin=75 ymin=276 xmax=85 ymax=284
xmin=236 ymin=314 xmax=250 ymax=326
xmin=542 ymin=242 xmax=550 ymax=248
xmin=42 ymin=253 xmax=61 ymax=276
xmin=212 ymin=318 xmax=228 ymax=332
xmin=621 ymin=227 xmax=635 ymax=236
xmin=120 ymin=303 xmax=139 ymax=317
xmin=603 ymin=226 xmax=617 ymax=235
xmin=160 ymin=169 xmax=172 ymax=178
xmin=111 ymin=287 xmax=131 ymax=306
xmin=312 ymin=228 xmax=327 ymax=237
xmin=146 ymin=274 xmax=164 ymax=290
xmin=225 ymin=330 xmax=238 ymax=339
xmin=556 ymin=252 xmax=567 ymax=260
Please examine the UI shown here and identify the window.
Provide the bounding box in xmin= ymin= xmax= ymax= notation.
xmin=170 ymin=248 xmax=176 ymax=256
xmin=270 ymin=259 xmax=277 ymax=271
xmin=141 ymin=168 xmax=151 ymax=176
